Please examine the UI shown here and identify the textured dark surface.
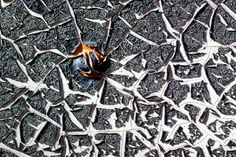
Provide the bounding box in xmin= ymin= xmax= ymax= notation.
xmin=1 ymin=0 xmax=236 ymax=156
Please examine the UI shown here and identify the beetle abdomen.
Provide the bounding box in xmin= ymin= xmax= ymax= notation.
xmin=94 ymin=58 xmax=110 ymax=73
xmin=71 ymin=56 xmax=90 ymax=72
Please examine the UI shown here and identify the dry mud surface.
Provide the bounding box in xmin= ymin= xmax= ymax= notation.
xmin=1 ymin=0 xmax=236 ymax=156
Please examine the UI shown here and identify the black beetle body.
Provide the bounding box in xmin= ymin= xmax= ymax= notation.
xmin=70 ymin=42 xmax=110 ymax=79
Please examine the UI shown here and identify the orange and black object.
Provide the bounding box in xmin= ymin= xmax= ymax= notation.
xmin=69 ymin=43 xmax=110 ymax=79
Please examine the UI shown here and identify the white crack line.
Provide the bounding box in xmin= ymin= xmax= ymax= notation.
xmin=62 ymin=101 xmax=86 ymax=131
xmin=88 ymin=81 xmax=105 ymax=125
xmin=118 ymin=16 xmax=132 ymax=28
xmin=106 ymin=77 xmax=133 ymax=98
xmin=134 ymin=4 xmax=160 ymax=20
xmin=62 ymin=136 xmax=70 ymax=156
xmin=65 ymin=0 xmax=83 ymax=43
xmin=213 ymin=78 xmax=236 ymax=109
xmin=25 ymin=121 xmax=47 ymax=147
xmin=221 ymin=3 xmax=236 ymax=21
xmin=159 ymin=0 xmax=179 ymax=38
xmin=179 ymin=3 xmax=207 ymax=63
xmin=119 ymin=0 xmax=133 ymax=6
xmin=56 ymin=65 xmax=93 ymax=98
xmin=14 ymin=111 xmax=30 ymax=148
xmin=84 ymin=18 xmax=107 ymax=26
xmin=120 ymin=131 xmax=126 ymax=157
xmin=80 ymin=5 xmax=107 ymax=11
xmin=205 ymin=0 xmax=218 ymax=10
xmin=1 ymin=34 xmax=24 ymax=60
xmin=5 ymin=59 xmax=48 ymax=93
xmin=0 ymin=29 xmax=2 ymax=48
xmin=20 ymin=0 xmax=50 ymax=28
xmin=111 ymin=66 xmax=135 ymax=78
xmin=119 ymin=53 xmax=139 ymax=65
xmin=15 ymin=18 xmax=72 ymax=41
xmin=26 ymin=101 xmax=62 ymax=128
xmin=0 ymin=0 xmax=14 ymax=8
xmin=0 ymin=143 xmax=30 ymax=157
xmin=181 ymin=3 xmax=207 ymax=33
xmin=0 ymin=88 xmax=29 ymax=111
xmin=130 ymin=30 xmax=158 ymax=46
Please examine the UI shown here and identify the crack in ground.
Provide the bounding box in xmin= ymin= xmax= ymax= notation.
xmin=0 ymin=0 xmax=236 ymax=156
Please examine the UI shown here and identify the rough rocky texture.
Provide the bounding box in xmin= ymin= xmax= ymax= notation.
xmin=0 ymin=0 xmax=236 ymax=156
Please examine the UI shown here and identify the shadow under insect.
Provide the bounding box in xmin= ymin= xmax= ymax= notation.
xmin=69 ymin=41 xmax=110 ymax=90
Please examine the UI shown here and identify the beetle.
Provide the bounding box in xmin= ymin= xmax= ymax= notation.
xmin=69 ymin=41 xmax=110 ymax=79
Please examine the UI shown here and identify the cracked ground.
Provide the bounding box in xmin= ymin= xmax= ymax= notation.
xmin=1 ymin=0 xmax=236 ymax=156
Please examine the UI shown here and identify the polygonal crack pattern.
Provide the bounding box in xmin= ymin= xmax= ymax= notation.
xmin=0 ymin=0 xmax=236 ymax=156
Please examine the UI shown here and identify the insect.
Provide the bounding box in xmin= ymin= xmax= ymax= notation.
xmin=69 ymin=41 xmax=110 ymax=79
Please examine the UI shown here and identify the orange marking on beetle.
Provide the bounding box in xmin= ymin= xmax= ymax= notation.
xmin=72 ymin=44 xmax=105 ymax=60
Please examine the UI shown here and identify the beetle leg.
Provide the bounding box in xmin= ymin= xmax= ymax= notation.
xmin=80 ymin=70 xmax=104 ymax=79
xmin=71 ymin=43 xmax=94 ymax=58
xmin=71 ymin=44 xmax=83 ymax=57
xmin=94 ymin=48 xmax=105 ymax=61
xmin=83 ymin=52 xmax=94 ymax=71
